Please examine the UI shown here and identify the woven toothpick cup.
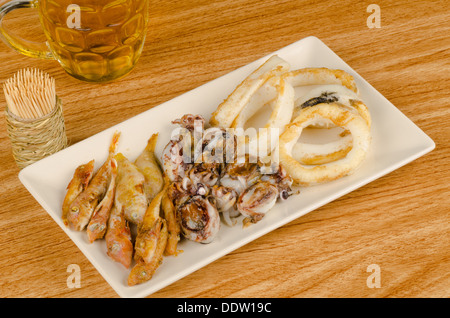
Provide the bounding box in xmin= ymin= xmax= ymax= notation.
xmin=5 ymin=96 xmax=68 ymax=169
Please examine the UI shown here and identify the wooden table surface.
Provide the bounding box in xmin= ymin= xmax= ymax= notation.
xmin=0 ymin=0 xmax=449 ymax=298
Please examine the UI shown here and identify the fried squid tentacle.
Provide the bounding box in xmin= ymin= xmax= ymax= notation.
xmin=105 ymin=205 xmax=133 ymax=269
xmin=219 ymin=159 xmax=261 ymax=195
xmin=62 ymin=159 xmax=95 ymax=227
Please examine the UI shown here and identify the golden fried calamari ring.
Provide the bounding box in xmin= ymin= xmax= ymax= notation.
xmin=283 ymin=69 xmax=370 ymax=165
xmin=286 ymin=67 xmax=359 ymax=127
xmin=231 ymin=75 xmax=295 ymax=156
xmin=284 ymin=67 xmax=359 ymax=95
xmin=231 ymin=76 xmax=279 ymax=129
xmin=210 ymin=55 xmax=290 ymax=129
xmin=291 ymin=108 xmax=370 ymax=165
xmin=210 ymin=61 xmax=371 ymax=170
xmin=292 ymin=84 xmax=370 ymax=127
xmin=278 ymin=102 xmax=371 ymax=186
xmin=291 ymin=133 xmax=353 ymax=165
xmin=290 ymin=84 xmax=371 ymax=165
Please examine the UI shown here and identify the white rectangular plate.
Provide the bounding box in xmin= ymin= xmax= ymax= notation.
xmin=19 ymin=36 xmax=435 ymax=298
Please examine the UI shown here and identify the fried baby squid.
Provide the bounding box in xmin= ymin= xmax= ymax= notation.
xmin=237 ymin=181 xmax=279 ymax=226
xmin=219 ymin=158 xmax=261 ymax=195
xmin=177 ymin=195 xmax=220 ymax=244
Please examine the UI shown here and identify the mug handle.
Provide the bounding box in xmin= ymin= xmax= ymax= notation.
xmin=0 ymin=0 xmax=53 ymax=59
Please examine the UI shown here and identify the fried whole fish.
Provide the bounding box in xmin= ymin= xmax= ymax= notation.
xmin=128 ymin=188 xmax=168 ymax=286
xmin=86 ymin=158 xmax=117 ymax=243
xmin=127 ymin=222 xmax=167 ymax=286
xmin=114 ymin=153 xmax=148 ymax=226
xmin=67 ymin=132 xmax=120 ymax=231
xmin=135 ymin=133 xmax=164 ymax=203
xmin=62 ymin=159 xmax=95 ymax=227
xmin=105 ymin=205 xmax=133 ymax=269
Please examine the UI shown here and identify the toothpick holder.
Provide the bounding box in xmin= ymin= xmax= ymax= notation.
xmin=5 ymin=96 xmax=68 ymax=169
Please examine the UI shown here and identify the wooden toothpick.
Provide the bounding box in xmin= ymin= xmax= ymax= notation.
xmin=3 ymin=68 xmax=56 ymax=119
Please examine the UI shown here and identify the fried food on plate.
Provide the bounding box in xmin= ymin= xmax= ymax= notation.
xmin=86 ymin=158 xmax=117 ymax=243
xmin=284 ymin=67 xmax=359 ymax=95
xmin=278 ymin=102 xmax=371 ymax=186
xmin=128 ymin=188 xmax=168 ymax=286
xmin=67 ymin=131 xmax=120 ymax=231
xmin=62 ymin=159 xmax=95 ymax=227
xmin=114 ymin=152 xmax=148 ymax=227
xmin=210 ymin=55 xmax=290 ymax=129
xmin=230 ymin=74 xmax=295 ymax=156
xmin=135 ymin=133 xmax=164 ymax=202
xmin=290 ymin=83 xmax=370 ymax=165
xmin=105 ymin=204 xmax=133 ymax=269
xmin=161 ymin=187 xmax=181 ymax=256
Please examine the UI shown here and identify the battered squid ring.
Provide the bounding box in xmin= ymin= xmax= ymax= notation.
xmin=283 ymin=69 xmax=370 ymax=165
xmin=286 ymin=67 xmax=361 ymax=130
xmin=230 ymin=75 xmax=295 ymax=156
xmin=290 ymin=85 xmax=371 ymax=165
xmin=278 ymin=102 xmax=371 ymax=186
xmin=291 ymin=132 xmax=353 ymax=165
xmin=210 ymin=55 xmax=290 ymax=129
xmin=284 ymin=67 xmax=359 ymax=95
xmin=292 ymin=84 xmax=371 ymax=128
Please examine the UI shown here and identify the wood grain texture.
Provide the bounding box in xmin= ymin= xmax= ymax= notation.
xmin=0 ymin=0 xmax=449 ymax=298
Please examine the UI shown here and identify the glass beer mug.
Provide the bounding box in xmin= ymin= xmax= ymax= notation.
xmin=0 ymin=0 xmax=149 ymax=82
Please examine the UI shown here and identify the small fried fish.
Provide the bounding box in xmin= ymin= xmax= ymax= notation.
xmin=67 ymin=132 xmax=120 ymax=231
xmin=114 ymin=153 xmax=148 ymax=226
xmin=105 ymin=205 xmax=133 ymax=269
xmin=62 ymin=159 xmax=95 ymax=227
xmin=86 ymin=158 xmax=117 ymax=243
